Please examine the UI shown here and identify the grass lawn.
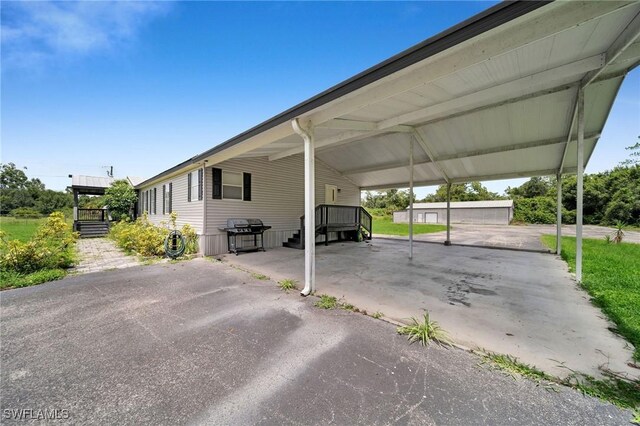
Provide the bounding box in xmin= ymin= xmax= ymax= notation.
xmin=0 ymin=216 xmax=46 ymax=242
xmin=373 ymin=215 xmax=447 ymax=236
xmin=541 ymin=235 xmax=640 ymax=361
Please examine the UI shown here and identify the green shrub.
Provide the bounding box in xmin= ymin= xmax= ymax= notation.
xmin=0 ymin=268 xmax=66 ymax=290
xmin=180 ymin=223 xmax=199 ymax=254
xmin=109 ymin=213 xmax=199 ymax=257
xmin=512 ymin=197 xmax=576 ymax=224
xmin=10 ymin=207 xmax=41 ymax=219
xmin=104 ymin=179 xmax=137 ymax=221
xmin=109 ymin=214 xmax=165 ymax=256
xmin=0 ymin=212 xmax=78 ymax=274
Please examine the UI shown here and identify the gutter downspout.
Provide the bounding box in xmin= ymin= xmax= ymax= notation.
xmin=409 ymin=137 xmax=414 ymax=259
xmin=292 ymin=118 xmax=316 ymax=296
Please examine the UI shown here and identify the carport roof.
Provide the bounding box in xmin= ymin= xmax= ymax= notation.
xmin=137 ymin=1 xmax=640 ymax=189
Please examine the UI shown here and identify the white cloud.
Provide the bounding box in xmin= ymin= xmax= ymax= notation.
xmin=1 ymin=1 xmax=171 ymax=69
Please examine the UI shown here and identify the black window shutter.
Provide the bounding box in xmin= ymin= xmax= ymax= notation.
xmin=169 ymin=182 xmax=173 ymax=213
xmin=162 ymin=184 xmax=166 ymax=214
xmin=198 ymin=169 xmax=203 ymax=201
xmin=243 ymin=173 xmax=251 ymax=201
xmin=153 ymin=188 xmax=157 ymax=214
xmin=212 ymin=168 xmax=222 ymax=199
xmin=187 ymin=172 xmax=192 ymax=202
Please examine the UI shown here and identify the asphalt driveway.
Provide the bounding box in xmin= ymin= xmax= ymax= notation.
xmin=0 ymin=260 xmax=630 ymax=425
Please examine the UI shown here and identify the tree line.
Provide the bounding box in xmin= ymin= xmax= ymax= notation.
xmin=0 ymin=163 xmax=73 ymax=216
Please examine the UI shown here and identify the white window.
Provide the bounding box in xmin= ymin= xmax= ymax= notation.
xmin=222 ymin=171 xmax=243 ymax=200
xmin=188 ymin=170 xmax=202 ymax=202
xmin=164 ymin=184 xmax=172 ymax=213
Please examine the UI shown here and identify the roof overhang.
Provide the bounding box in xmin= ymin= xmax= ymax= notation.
xmin=137 ymin=1 xmax=640 ymax=190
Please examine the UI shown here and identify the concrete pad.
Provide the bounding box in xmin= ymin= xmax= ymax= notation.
xmin=0 ymin=260 xmax=630 ymax=424
xmin=225 ymin=240 xmax=638 ymax=380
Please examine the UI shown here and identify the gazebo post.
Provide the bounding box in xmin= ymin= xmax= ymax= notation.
xmin=73 ymin=189 xmax=79 ymax=230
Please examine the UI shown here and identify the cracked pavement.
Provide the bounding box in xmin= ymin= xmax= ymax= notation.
xmin=0 ymin=259 xmax=631 ymax=425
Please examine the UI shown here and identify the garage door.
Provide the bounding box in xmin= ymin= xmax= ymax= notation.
xmin=417 ymin=212 xmax=438 ymax=223
xmin=424 ymin=213 xmax=438 ymax=223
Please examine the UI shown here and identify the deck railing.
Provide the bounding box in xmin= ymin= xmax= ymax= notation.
xmin=77 ymin=208 xmax=107 ymax=222
xmin=300 ymin=204 xmax=372 ymax=243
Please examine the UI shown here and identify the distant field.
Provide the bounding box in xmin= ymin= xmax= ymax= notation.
xmin=0 ymin=217 xmax=46 ymax=242
xmin=372 ymin=216 xmax=446 ymax=236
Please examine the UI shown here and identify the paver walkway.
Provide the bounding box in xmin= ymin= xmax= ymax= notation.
xmin=73 ymin=238 xmax=141 ymax=274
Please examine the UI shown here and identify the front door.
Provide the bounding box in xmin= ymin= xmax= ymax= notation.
xmin=325 ymin=184 xmax=337 ymax=204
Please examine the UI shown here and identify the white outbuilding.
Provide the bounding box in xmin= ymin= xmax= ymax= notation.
xmin=394 ymin=200 xmax=514 ymax=226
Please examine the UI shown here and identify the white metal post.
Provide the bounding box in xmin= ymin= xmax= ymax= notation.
xmin=292 ymin=119 xmax=316 ymax=296
xmin=304 ymin=127 xmax=316 ymax=294
xmin=409 ymin=137 xmax=414 ymax=259
xmin=576 ymin=89 xmax=584 ymax=282
xmin=445 ymin=183 xmax=451 ymax=246
xmin=556 ymin=174 xmax=562 ymax=255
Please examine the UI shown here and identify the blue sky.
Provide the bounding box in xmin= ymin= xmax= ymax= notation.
xmin=2 ymin=1 xmax=639 ymax=198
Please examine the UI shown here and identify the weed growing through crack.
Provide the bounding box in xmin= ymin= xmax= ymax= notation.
xmin=251 ymin=273 xmax=269 ymax=281
xmin=278 ymin=279 xmax=297 ymax=292
xmin=481 ymin=353 xmax=554 ymax=382
xmin=314 ymin=294 xmax=339 ymax=309
xmin=341 ymin=302 xmax=355 ymax=311
xmin=563 ymin=371 xmax=640 ymax=410
xmin=397 ymin=311 xmax=450 ymax=346
xmin=482 ymin=352 xmax=640 ymax=410
xmin=372 ymin=311 xmax=384 ymax=319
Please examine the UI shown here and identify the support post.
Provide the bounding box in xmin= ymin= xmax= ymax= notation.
xmin=409 ymin=138 xmax=414 ymax=259
xmin=576 ymin=88 xmax=584 ymax=282
xmin=73 ymin=190 xmax=79 ymax=229
xmin=292 ymin=119 xmax=316 ymax=296
xmin=445 ymin=183 xmax=451 ymax=246
xmin=556 ymin=174 xmax=562 ymax=255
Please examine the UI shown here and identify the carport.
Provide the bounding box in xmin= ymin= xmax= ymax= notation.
xmin=172 ymin=1 xmax=640 ymax=293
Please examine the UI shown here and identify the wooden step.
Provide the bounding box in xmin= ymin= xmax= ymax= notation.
xmin=77 ymin=222 xmax=109 ymax=238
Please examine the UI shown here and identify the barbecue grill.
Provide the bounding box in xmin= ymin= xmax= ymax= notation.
xmin=219 ymin=218 xmax=272 ymax=255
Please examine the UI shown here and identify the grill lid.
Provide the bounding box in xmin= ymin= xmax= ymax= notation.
xmin=226 ymin=218 xmax=264 ymax=228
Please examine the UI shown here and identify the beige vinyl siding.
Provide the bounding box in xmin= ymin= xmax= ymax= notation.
xmin=137 ymin=169 xmax=204 ymax=234
xmin=203 ymin=154 xmax=360 ymax=255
